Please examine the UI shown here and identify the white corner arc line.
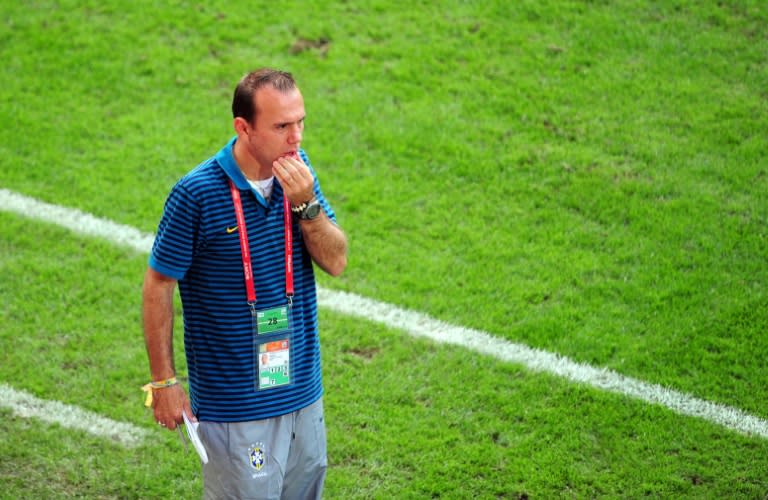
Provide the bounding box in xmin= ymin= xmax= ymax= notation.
xmin=0 ymin=383 xmax=148 ymax=447
xmin=2 ymin=187 xmax=767 ymax=440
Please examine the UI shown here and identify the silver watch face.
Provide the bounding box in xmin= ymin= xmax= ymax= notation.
xmin=304 ymin=202 xmax=322 ymax=219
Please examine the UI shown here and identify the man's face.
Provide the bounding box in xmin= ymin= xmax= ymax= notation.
xmin=243 ymin=86 xmax=305 ymax=172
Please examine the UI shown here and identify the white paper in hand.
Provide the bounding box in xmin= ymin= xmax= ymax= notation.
xmin=183 ymin=410 xmax=209 ymax=464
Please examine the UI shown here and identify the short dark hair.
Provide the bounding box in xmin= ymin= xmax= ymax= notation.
xmin=232 ymin=68 xmax=297 ymax=123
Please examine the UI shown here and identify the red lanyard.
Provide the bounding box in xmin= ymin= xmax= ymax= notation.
xmin=228 ymin=179 xmax=294 ymax=305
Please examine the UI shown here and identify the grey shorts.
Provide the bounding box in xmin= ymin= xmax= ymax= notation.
xmin=198 ymin=397 xmax=327 ymax=500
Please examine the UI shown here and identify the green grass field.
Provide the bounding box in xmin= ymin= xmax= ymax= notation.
xmin=1 ymin=0 xmax=767 ymax=498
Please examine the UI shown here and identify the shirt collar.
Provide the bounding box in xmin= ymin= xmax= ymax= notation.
xmin=215 ymin=136 xmax=251 ymax=190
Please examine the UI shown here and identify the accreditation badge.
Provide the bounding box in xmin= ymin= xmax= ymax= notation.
xmin=254 ymin=304 xmax=293 ymax=391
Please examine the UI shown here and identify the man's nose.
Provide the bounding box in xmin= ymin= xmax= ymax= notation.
xmin=288 ymin=125 xmax=302 ymax=144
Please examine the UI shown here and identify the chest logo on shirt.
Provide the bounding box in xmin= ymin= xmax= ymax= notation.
xmin=226 ymin=226 xmax=238 ymax=234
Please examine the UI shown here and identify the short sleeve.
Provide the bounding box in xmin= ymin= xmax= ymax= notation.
xmin=148 ymin=182 xmax=202 ymax=280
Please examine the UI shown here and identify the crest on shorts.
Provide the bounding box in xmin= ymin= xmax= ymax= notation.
xmin=249 ymin=442 xmax=266 ymax=471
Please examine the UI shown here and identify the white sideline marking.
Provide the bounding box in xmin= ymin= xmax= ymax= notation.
xmin=0 ymin=188 xmax=155 ymax=253
xmin=2 ymin=187 xmax=767 ymax=440
xmin=0 ymin=383 xmax=148 ymax=447
xmin=318 ymin=288 xmax=768 ymax=439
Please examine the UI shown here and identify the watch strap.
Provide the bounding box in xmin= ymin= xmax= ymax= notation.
xmin=290 ymin=200 xmax=309 ymax=214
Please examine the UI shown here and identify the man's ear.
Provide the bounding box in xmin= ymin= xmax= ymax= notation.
xmin=233 ymin=117 xmax=250 ymax=137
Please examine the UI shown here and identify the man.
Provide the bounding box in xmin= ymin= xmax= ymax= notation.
xmin=142 ymin=68 xmax=348 ymax=499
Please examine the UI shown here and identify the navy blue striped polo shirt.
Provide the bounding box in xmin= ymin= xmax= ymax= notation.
xmin=149 ymin=136 xmax=335 ymax=422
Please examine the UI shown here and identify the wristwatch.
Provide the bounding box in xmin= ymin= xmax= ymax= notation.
xmin=292 ymin=197 xmax=322 ymax=221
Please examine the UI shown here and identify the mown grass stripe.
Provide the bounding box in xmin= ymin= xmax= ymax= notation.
xmin=2 ymin=187 xmax=767 ymax=440
xmin=0 ymin=383 xmax=148 ymax=448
